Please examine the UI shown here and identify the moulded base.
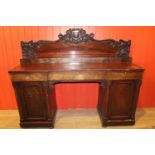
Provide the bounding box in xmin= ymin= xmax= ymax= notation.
xmin=102 ymin=119 xmax=135 ymax=127
xmin=20 ymin=120 xmax=54 ymax=128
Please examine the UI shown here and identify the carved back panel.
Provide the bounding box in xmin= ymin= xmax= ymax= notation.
xmin=20 ymin=28 xmax=132 ymax=65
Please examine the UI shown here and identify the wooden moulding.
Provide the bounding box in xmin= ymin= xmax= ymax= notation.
xmin=48 ymin=71 xmax=143 ymax=81
xmin=20 ymin=57 xmax=132 ymax=65
xmin=10 ymin=72 xmax=48 ymax=81
xmin=10 ymin=71 xmax=143 ymax=82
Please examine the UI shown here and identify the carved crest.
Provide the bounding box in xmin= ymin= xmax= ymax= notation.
xmin=58 ymin=28 xmax=94 ymax=44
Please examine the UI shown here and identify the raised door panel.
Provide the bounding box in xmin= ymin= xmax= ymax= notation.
xmin=107 ymin=80 xmax=137 ymax=119
xmin=14 ymin=82 xmax=48 ymax=120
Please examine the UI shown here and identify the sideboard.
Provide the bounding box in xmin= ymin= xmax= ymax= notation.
xmin=9 ymin=28 xmax=144 ymax=128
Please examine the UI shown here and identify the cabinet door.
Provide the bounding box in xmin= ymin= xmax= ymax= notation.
xmin=107 ymin=80 xmax=141 ymax=120
xmin=13 ymin=81 xmax=49 ymax=121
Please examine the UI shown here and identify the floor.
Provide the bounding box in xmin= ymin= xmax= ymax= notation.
xmin=0 ymin=108 xmax=155 ymax=129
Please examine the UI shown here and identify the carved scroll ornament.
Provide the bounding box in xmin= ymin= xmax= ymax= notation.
xmin=21 ymin=41 xmax=38 ymax=59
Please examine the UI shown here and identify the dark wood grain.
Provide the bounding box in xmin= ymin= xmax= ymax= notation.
xmin=9 ymin=28 xmax=144 ymax=128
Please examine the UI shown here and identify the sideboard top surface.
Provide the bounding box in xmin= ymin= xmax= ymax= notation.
xmin=9 ymin=63 xmax=144 ymax=73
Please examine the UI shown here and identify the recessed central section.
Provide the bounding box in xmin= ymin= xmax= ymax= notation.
xmin=55 ymin=83 xmax=99 ymax=109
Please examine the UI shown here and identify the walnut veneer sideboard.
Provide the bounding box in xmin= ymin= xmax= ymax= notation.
xmin=9 ymin=28 xmax=144 ymax=128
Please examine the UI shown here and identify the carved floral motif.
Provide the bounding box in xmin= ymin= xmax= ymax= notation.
xmin=21 ymin=40 xmax=46 ymax=59
xmin=21 ymin=41 xmax=37 ymax=59
xmin=116 ymin=40 xmax=131 ymax=57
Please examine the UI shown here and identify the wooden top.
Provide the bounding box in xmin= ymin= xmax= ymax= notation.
xmin=9 ymin=63 xmax=144 ymax=73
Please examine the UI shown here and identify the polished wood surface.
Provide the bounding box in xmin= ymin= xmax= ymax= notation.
xmin=10 ymin=63 xmax=143 ymax=72
xmin=9 ymin=28 xmax=144 ymax=128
